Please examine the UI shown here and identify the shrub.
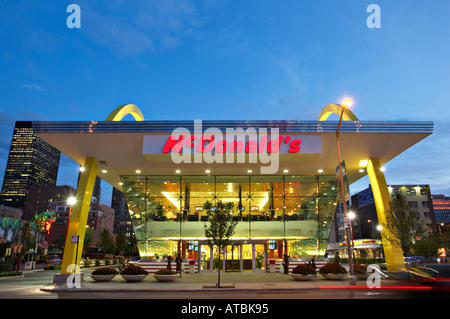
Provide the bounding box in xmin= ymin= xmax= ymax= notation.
xmin=120 ymin=265 xmax=148 ymax=275
xmin=92 ymin=267 xmax=119 ymax=275
xmin=319 ymin=263 xmax=348 ymax=275
xmin=0 ymin=271 xmax=22 ymax=277
xmin=353 ymin=263 xmax=369 ymax=274
xmin=154 ymin=269 xmax=177 ymax=275
xmin=291 ymin=264 xmax=316 ymax=275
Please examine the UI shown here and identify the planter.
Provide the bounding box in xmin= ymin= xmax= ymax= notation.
xmin=355 ymin=273 xmax=370 ymax=280
xmin=290 ymin=273 xmax=315 ymax=281
xmin=153 ymin=274 xmax=178 ymax=282
xmin=321 ymin=273 xmax=347 ymax=280
xmin=121 ymin=274 xmax=147 ymax=282
xmin=90 ymin=274 xmax=116 ymax=282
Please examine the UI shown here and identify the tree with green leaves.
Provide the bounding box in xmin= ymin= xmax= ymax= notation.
xmin=83 ymin=227 xmax=92 ymax=256
xmin=412 ymin=232 xmax=440 ymax=259
xmin=98 ymin=229 xmax=115 ymax=254
xmin=115 ymin=231 xmax=127 ymax=255
xmin=383 ymin=192 xmax=426 ymax=257
xmin=204 ymin=201 xmax=237 ymax=288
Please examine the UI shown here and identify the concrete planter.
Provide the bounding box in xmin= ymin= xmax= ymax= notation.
xmin=153 ymin=274 xmax=178 ymax=282
xmin=355 ymin=273 xmax=370 ymax=280
xmin=321 ymin=273 xmax=347 ymax=280
xmin=121 ymin=274 xmax=147 ymax=282
xmin=90 ymin=274 xmax=116 ymax=282
xmin=290 ymin=273 xmax=315 ymax=281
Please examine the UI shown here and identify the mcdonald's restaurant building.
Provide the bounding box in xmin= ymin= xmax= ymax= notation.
xmin=32 ymin=104 xmax=433 ymax=274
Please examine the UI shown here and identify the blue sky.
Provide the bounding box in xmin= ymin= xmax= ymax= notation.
xmin=1 ymin=0 xmax=450 ymax=206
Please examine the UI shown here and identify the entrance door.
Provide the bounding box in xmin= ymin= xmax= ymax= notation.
xmin=199 ymin=244 xmax=213 ymax=272
xmin=225 ymin=244 xmax=241 ymax=272
xmin=253 ymin=244 xmax=266 ymax=272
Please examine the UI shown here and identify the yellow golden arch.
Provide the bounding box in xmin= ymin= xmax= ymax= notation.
xmin=317 ymin=103 xmax=359 ymax=121
xmin=105 ymin=104 xmax=145 ymax=121
xmin=60 ymin=104 xmax=144 ymax=276
xmin=317 ymin=102 xmax=406 ymax=272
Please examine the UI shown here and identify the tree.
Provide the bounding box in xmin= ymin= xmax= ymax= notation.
xmin=115 ymin=232 xmax=127 ymax=255
xmin=204 ymin=201 xmax=237 ymax=288
xmin=383 ymin=192 xmax=426 ymax=257
xmin=98 ymin=229 xmax=115 ymax=254
xmin=412 ymin=232 xmax=440 ymax=259
xmin=83 ymin=227 xmax=92 ymax=256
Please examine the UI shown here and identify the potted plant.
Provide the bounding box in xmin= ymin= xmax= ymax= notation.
xmin=90 ymin=267 xmax=119 ymax=282
xmin=120 ymin=265 xmax=148 ymax=282
xmin=153 ymin=268 xmax=178 ymax=282
xmin=353 ymin=263 xmax=370 ymax=279
xmin=290 ymin=264 xmax=316 ymax=281
xmin=319 ymin=262 xmax=348 ymax=280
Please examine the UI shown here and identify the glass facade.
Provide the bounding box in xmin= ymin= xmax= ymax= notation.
xmin=122 ymin=174 xmax=338 ymax=259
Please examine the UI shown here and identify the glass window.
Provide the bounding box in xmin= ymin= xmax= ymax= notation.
xmin=120 ymin=174 xmax=339 ymax=259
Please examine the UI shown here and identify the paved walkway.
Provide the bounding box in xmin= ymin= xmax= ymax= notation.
xmin=40 ymin=269 xmax=416 ymax=293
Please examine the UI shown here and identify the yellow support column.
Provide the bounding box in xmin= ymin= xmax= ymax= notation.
xmin=366 ymin=158 xmax=406 ymax=272
xmin=60 ymin=157 xmax=99 ymax=274
xmin=59 ymin=104 xmax=144 ymax=278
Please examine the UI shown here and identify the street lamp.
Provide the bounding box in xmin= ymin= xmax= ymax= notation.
xmin=348 ymin=211 xmax=356 ymax=260
xmin=335 ymin=98 xmax=355 ymax=283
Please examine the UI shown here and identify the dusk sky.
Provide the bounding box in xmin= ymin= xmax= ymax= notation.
xmin=1 ymin=1 xmax=449 ymax=206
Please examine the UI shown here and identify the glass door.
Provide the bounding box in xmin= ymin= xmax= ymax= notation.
xmin=253 ymin=244 xmax=266 ymax=272
xmin=199 ymin=244 xmax=213 ymax=272
xmin=225 ymin=244 xmax=241 ymax=272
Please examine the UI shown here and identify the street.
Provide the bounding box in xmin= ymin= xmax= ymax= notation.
xmin=0 ymin=267 xmax=449 ymax=300
xmin=0 ymin=267 xmax=449 ymax=318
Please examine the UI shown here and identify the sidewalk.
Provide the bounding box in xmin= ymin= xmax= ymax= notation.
xmin=40 ymin=270 xmax=417 ymax=293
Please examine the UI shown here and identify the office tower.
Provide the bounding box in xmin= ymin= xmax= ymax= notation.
xmin=111 ymin=186 xmax=133 ymax=238
xmin=77 ymin=173 xmax=101 ymax=203
xmin=0 ymin=121 xmax=61 ymax=210
xmin=432 ymin=194 xmax=450 ymax=224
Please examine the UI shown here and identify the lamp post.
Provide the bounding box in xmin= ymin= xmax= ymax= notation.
xmin=348 ymin=211 xmax=356 ymax=260
xmin=335 ymin=98 xmax=355 ymax=283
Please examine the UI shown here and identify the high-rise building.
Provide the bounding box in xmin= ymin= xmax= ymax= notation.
xmin=432 ymin=194 xmax=450 ymax=224
xmin=111 ymin=186 xmax=133 ymax=239
xmin=0 ymin=121 xmax=61 ymax=210
xmin=23 ymin=185 xmax=76 ymax=221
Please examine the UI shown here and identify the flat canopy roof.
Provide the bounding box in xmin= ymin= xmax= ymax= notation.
xmin=32 ymin=120 xmax=433 ymax=190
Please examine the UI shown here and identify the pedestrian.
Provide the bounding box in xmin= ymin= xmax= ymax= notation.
xmin=167 ymin=255 xmax=173 ymax=270
xmin=310 ymin=257 xmax=316 ymax=270
xmin=176 ymin=253 xmax=183 ymax=277
xmin=334 ymin=251 xmax=340 ymax=263
xmin=283 ymin=254 xmax=289 ymax=274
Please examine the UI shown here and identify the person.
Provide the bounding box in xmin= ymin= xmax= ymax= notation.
xmin=310 ymin=257 xmax=316 ymax=270
xmin=176 ymin=253 xmax=183 ymax=277
xmin=334 ymin=251 xmax=340 ymax=263
xmin=117 ymin=255 xmax=127 ymax=271
xmin=167 ymin=255 xmax=173 ymax=270
xmin=283 ymin=254 xmax=289 ymax=274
